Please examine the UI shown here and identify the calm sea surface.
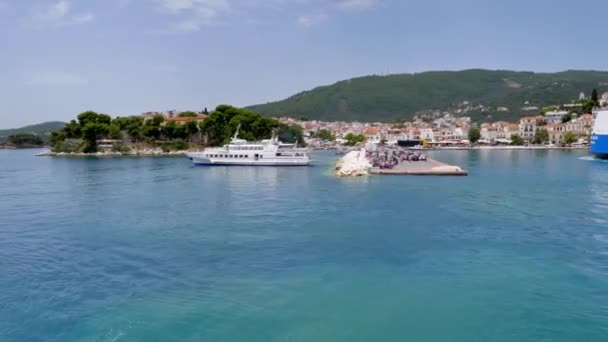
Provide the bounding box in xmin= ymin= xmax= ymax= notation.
xmin=1 ymin=149 xmax=608 ymax=341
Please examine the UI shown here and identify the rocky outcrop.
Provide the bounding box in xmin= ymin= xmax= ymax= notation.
xmin=335 ymin=149 xmax=372 ymax=177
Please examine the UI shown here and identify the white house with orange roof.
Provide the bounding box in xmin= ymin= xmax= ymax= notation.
xmin=562 ymin=113 xmax=593 ymax=136
xmin=480 ymin=123 xmax=497 ymax=142
xmin=546 ymin=123 xmax=567 ymax=144
xmin=496 ymin=126 xmax=509 ymax=140
xmin=577 ymin=114 xmax=593 ymax=135
xmin=385 ymin=128 xmax=408 ymax=144
xmin=519 ymin=115 xmax=544 ymax=141
xmin=507 ymin=124 xmax=520 ymax=138
xmin=493 ymin=121 xmax=510 ymax=131
xmin=564 ymin=120 xmax=582 ymax=135
xmin=363 ymin=127 xmax=382 ymax=144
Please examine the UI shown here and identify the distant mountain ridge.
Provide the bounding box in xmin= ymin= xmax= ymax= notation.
xmin=0 ymin=121 xmax=66 ymax=142
xmin=247 ymin=69 xmax=608 ymax=122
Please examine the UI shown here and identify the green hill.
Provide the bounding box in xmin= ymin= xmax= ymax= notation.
xmin=0 ymin=121 xmax=66 ymax=143
xmin=247 ymin=69 xmax=608 ymax=122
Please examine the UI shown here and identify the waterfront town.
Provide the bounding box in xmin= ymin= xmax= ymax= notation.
xmin=131 ymin=92 xmax=606 ymax=150
xmin=282 ymin=111 xmax=593 ymax=149
xmin=281 ymin=95 xmax=607 ymax=149
xmin=18 ymin=90 xmax=605 ymax=154
xmin=281 ymin=91 xmax=607 ymax=148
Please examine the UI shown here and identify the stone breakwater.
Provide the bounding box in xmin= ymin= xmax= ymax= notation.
xmin=36 ymin=149 xmax=187 ymax=157
xmin=370 ymin=158 xmax=467 ymax=176
xmin=335 ymin=150 xmax=372 ymax=177
xmin=335 ymin=149 xmax=468 ymax=177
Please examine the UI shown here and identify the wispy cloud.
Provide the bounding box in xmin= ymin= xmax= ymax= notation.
xmin=335 ymin=0 xmax=377 ymax=11
xmin=153 ymin=0 xmax=379 ymax=30
xmin=25 ymin=71 xmax=88 ymax=87
xmin=297 ymin=11 xmax=328 ymax=28
xmin=297 ymin=0 xmax=378 ymax=28
xmin=72 ymin=13 xmax=95 ymax=24
xmin=117 ymin=0 xmax=132 ymax=8
xmin=27 ymin=0 xmax=95 ymax=28
xmin=158 ymin=0 xmax=230 ymax=31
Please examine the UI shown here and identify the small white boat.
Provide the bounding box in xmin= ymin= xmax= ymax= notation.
xmin=186 ymin=126 xmax=311 ymax=166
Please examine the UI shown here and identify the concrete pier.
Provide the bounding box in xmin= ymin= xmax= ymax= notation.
xmin=369 ymin=158 xmax=468 ymax=176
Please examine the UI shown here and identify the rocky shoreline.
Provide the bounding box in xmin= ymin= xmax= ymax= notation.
xmin=335 ymin=150 xmax=372 ymax=177
xmin=35 ymin=149 xmax=187 ymax=157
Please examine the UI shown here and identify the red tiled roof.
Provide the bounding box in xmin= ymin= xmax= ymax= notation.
xmin=165 ymin=114 xmax=207 ymax=122
xmin=364 ymin=127 xmax=380 ymax=135
xmin=520 ymin=116 xmax=540 ymax=121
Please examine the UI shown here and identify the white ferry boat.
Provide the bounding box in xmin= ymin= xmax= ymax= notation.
xmin=186 ymin=126 xmax=311 ymax=166
xmin=590 ymin=108 xmax=608 ymax=159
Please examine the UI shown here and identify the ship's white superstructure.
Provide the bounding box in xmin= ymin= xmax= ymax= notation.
xmin=186 ymin=126 xmax=311 ymax=166
xmin=590 ymin=108 xmax=608 ymax=158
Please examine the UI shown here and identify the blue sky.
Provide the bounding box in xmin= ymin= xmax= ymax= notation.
xmin=1 ymin=0 xmax=607 ymax=128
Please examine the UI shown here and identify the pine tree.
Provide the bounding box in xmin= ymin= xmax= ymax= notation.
xmin=592 ymin=89 xmax=599 ymax=106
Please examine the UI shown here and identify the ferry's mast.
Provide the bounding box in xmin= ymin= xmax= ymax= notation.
xmin=233 ymin=124 xmax=241 ymax=140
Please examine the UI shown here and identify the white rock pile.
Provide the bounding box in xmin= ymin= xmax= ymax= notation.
xmin=335 ymin=149 xmax=372 ymax=177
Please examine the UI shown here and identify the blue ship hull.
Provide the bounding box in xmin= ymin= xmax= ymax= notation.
xmin=590 ymin=134 xmax=608 ymax=158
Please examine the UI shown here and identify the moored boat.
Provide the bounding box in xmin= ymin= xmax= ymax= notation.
xmin=186 ymin=126 xmax=311 ymax=166
xmin=590 ymin=108 xmax=608 ymax=159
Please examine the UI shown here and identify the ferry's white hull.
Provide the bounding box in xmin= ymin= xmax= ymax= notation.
xmin=187 ymin=153 xmax=311 ymax=166
xmin=186 ymin=128 xmax=311 ymax=166
xmin=591 ymin=109 xmax=608 ymax=158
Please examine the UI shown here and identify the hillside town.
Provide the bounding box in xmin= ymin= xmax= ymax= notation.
xmin=128 ymin=91 xmax=607 ymax=150
xmin=277 ymin=91 xmax=608 ymax=149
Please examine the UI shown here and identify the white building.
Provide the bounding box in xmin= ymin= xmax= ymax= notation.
xmin=600 ymin=92 xmax=608 ymax=107
xmin=419 ymin=128 xmax=434 ymax=141
xmin=385 ymin=129 xmax=408 ymax=144
xmin=480 ymin=126 xmax=497 ymax=141
xmin=363 ymin=127 xmax=382 ymax=144
xmin=452 ymin=127 xmax=465 ymax=140
xmin=544 ymin=110 xmax=568 ymax=124
xmin=519 ymin=116 xmax=543 ymax=141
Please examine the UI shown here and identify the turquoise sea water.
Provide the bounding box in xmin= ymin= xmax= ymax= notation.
xmin=1 ymin=149 xmax=608 ymax=341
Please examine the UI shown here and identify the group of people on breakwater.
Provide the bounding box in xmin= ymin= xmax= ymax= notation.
xmin=367 ymin=147 xmax=428 ymax=169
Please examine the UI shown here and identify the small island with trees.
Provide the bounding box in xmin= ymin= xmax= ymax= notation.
xmin=40 ymin=105 xmax=305 ymax=157
xmin=0 ymin=121 xmax=66 ymax=149
xmin=0 ymin=133 xmax=45 ymax=149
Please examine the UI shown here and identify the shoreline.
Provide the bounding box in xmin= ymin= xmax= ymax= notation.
xmin=429 ymin=145 xmax=588 ymax=151
xmin=315 ymin=146 xmax=588 ymax=151
xmin=30 ymin=145 xmax=590 ymax=158
xmin=36 ymin=150 xmax=187 ymax=157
